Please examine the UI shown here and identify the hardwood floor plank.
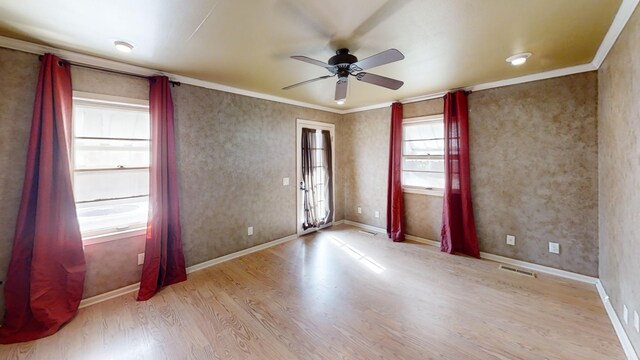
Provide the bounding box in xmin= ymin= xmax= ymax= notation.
xmin=0 ymin=224 xmax=625 ymax=359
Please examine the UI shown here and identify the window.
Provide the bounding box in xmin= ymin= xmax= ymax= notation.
xmin=72 ymin=92 xmax=150 ymax=238
xmin=313 ymin=131 xmax=326 ymax=217
xmin=402 ymin=115 xmax=445 ymax=194
xmin=311 ymin=130 xmax=330 ymax=223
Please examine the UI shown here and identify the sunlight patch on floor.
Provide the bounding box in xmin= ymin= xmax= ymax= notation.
xmin=329 ymin=235 xmax=386 ymax=274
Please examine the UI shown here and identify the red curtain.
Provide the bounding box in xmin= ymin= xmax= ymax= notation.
xmin=0 ymin=54 xmax=86 ymax=343
xmin=441 ymin=91 xmax=480 ymax=258
xmin=137 ymin=76 xmax=187 ymax=301
xmin=386 ymin=102 xmax=405 ymax=242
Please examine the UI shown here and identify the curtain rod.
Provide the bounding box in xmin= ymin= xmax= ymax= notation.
xmin=68 ymin=61 xmax=181 ymax=87
xmin=39 ymin=55 xmax=181 ymax=87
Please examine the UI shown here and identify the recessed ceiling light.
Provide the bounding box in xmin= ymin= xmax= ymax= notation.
xmin=114 ymin=41 xmax=134 ymax=53
xmin=336 ymin=99 xmax=346 ymax=105
xmin=506 ymin=52 xmax=531 ymax=66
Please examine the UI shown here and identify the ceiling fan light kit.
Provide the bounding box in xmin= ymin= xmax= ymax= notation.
xmin=283 ymin=48 xmax=405 ymax=103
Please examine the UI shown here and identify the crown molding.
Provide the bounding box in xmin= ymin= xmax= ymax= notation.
xmin=340 ymin=91 xmax=448 ymax=114
xmin=468 ymin=63 xmax=597 ymax=92
xmin=0 ymin=36 xmax=342 ymax=114
xmin=592 ymin=0 xmax=639 ymax=68
xmin=0 ymin=36 xmax=160 ymax=77
xmin=332 ymin=0 xmax=640 ymax=115
xmin=1 ymin=0 xmax=637 ymax=115
xmin=339 ymin=63 xmax=597 ymax=114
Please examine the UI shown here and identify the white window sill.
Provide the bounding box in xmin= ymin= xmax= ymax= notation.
xmin=82 ymin=227 xmax=146 ymax=246
xmin=402 ymin=187 xmax=444 ymax=197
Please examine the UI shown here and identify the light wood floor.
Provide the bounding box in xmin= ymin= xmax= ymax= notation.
xmin=0 ymin=225 xmax=624 ymax=359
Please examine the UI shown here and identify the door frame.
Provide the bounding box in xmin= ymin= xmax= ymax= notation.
xmin=296 ymin=119 xmax=336 ymax=236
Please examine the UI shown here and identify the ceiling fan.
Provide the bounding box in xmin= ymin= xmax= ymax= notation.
xmin=283 ymin=48 xmax=405 ymax=103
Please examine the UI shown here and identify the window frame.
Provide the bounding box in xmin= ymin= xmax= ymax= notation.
xmin=71 ymin=91 xmax=151 ymax=244
xmin=401 ymin=114 xmax=445 ymax=197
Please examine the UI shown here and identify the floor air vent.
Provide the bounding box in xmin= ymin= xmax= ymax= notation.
xmin=358 ymin=230 xmax=377 ymax=236
xmin=499 ymin=264 xmax=537 ymax=278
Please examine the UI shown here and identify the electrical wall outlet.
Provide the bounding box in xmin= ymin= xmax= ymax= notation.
xmin=248 ymin=226 xmax=253 ymax=236
xmin=282 ymin=177 xmax=289 ymax=186
xmin=624 ymin=305 xmax=629 ymax=324
xmin=549 ymin=242 xmax=560 ymax=254
xmin=137 ymin=253 xmax=145 ymax=265
xmin=374 ymin=211 xmax=380 ymax=218
xmin=357 ymin=207 xmax=362 ymax=214
xmin=506 ymin=235 xmax=515 ymax=246
xmin=634 ymin=311 xmax=639 ymax=332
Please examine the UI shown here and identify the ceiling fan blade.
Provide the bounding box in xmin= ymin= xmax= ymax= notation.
xmin=350 ymin=49 xmax=405 ymax=71
xmin=291 ymin=56 xmax=334 ymax=70
xmin=355 ymin=72 xmax=404 ymax=90
xmin=349 ymin=0 xmax=412 ymax=40
xmin=282 ymin=75 xmax=334 ymax=90
xmin=277 ymin=0 xmax=334 ymax=38
xmin=335 ymin=78 xmax=348 ymax=101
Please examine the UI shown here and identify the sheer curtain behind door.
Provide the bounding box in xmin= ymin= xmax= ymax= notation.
xmin=301 ymin=128 xmax=333 ymax=229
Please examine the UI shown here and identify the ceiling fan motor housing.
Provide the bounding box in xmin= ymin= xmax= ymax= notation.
xmin=329 ymin=49 xmax=358 ymax=79
xmin=328 ymin=48 xmax=358 ymax=66
xmin=284 ymin=47 xmax=404 ymax=95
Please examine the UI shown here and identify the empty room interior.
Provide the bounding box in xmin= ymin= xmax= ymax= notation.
xmin=0 ymin=0 xmax=639 ymax=359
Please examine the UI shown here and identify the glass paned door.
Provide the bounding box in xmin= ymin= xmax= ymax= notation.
xmin=297 ymin=121 xmax=334 ymax=236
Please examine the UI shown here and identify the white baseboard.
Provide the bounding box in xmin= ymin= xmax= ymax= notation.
xmin=410 ymin=232 xmax=599 ymax=284
xmin=596 ymin=281 xmax=639 ymax=360
xmin=186 ymin=233 xmax=297 ymax=274
xmin=79 ymin=283 xmax=140 ymax=309
xmin=79 ymin=233 xmax=299 ymax=308
xmin=405 ymin=233 xmax=440 ymax=247
xmin=343 ymin=220 xmax=386 ymax=234
xmin=411 ymin=233 xmax=598 ymax=284
xmin=479 ymin=252 xmax=598 ymax=284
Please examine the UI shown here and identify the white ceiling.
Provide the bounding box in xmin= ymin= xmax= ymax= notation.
xmin=0 ymin=0 xmax=622 ymax=110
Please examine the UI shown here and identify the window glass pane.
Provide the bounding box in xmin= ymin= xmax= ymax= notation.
xmin=403 ymin=171 xmax=445 ymax=189
xmin=403 ymin=139 xmax=444 ymax=155
xmin=77 ymin=196 xmax=148 ymax=235
xmin=74 ymin=138 xmax=150 ymax=169
xmin=403 ymin=121 xmax=443 ymax=141
xmin=74 ymin=169 xmax=149 ymax=202
xmin=402 ymin=158 xmax=444 ymax=172
xmin=74 ymin=104 xmax=150 ymax=139
xmin=313 ymin=149 xmax=323 ymax=164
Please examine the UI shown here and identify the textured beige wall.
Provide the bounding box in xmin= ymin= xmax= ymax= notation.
xmin=173 ymin=84 xmax=343 ymax=266
xmin=82 ymin=235 xmax=146 ymax=298
xmin=404 ymin=98 xmax=444 ymax=119
xmin=470 ymin=73 xmax=598 ymax=276
xmin=0 ymin=48 xmax=39 ymax=314
xmin=343 ymin=107 xmax=389 ymax=229
xmin=72 ymin=67 xmax=149 ymax=100
xmin=0 ymin=47 xmax=344 ymax=308
xmin=344 ymin=74 xmax=599 ymax=276
xmin=598 ymin=6 xmax=640 ymax=351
